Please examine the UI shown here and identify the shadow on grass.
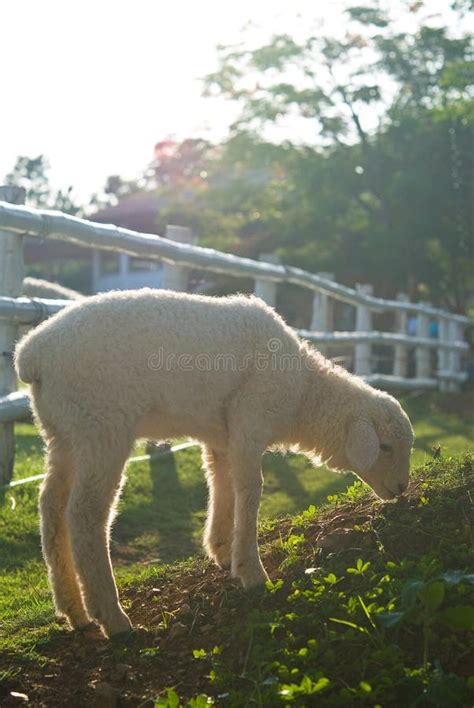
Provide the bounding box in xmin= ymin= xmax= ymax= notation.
xmin=0 ymin=535 xmax=42 ymax=572
xmin=265 ymin=454 xmax=308 ymax=500
xmin=265 ymin=453 xmax=356 ymax=509
xmin=113 ymin=452 xmax=207 ymax=564
xmin=114 ymin=451 xmax=357 ymax=565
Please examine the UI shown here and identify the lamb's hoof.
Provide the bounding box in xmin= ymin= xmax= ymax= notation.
xmin=206 ymin=541 xmax=232 ymax=569
xmin=100 ymin=609 xmax=133 ymax=639
xmin=61 ymin=609 xmax=93 ymax=632
xmin=213 ymin=551 xmax=232 ymax=570
xmin=232 ymin=561 xmax=269 ymax=589
xmin=241 ymin=572 xmax=269 ymax=590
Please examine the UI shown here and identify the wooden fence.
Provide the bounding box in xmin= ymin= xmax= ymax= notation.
xmin=0 ymin=186 xmax=468 ymax=483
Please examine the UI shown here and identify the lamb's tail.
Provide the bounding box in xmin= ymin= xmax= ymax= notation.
xmin=14 ymin=332 xmax=43 ymax=384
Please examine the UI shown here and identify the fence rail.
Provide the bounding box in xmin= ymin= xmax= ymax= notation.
xmin=0 ymin=200 xmax=467 ymax=322
xmin=0 ymin=187 xmax=469 ymax=483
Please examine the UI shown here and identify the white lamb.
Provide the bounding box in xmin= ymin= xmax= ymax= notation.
xmin=18 ymin=277 xmax=83 ymax=340
xmin=22 ymin=277 xmax=83 ymax=301
xmin=14 ymin=289 xmax=414 ymax=638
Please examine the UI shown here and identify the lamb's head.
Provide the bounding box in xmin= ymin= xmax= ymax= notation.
xmin=343 ymin=392 xmax=414 ymax=501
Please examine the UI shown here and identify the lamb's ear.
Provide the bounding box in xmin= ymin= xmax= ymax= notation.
xmin=345 ymin=419 xmax=379 ymax=472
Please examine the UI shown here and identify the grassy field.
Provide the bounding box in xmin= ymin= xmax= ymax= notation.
xmin=0 ymin=390 xmax=472 ymax=705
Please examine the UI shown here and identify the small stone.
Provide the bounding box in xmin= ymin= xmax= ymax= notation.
xmin=97 ymin=645 xmax=110 ymax=654
xmin=110 ymin=663 xmax=129 ymax=681
xmin=168 ymin=622 xmax=187 ymax=640
xmin=178 ymin=603 xmax=192 ymax=617
xmin=153 ymin=618 xmax=168 ymax=631
xmin=200 ymin=624 xmax=213 ymax=634
xmin=94 ymin=681 xmax=117 ymax=707
xmin=75 ymin=646 xmax=88 ymax=661
xmin=318 ymin=528 xmax=357 ymax=551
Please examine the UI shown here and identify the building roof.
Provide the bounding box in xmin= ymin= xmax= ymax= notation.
xmin=24 ymin=191 xmax=162 ymax=264
xmin=92 ymin=191 xmax=162 ymax=235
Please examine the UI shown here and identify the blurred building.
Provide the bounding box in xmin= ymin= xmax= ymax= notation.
xmin=90 ymin=192 xmax=164 ymax=293
xmin=23 ymin=191 xmax=165 ymax=294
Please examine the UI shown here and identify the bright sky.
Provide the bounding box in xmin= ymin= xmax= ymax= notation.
xmin=0 ymin=0 xmax=467 ymax=201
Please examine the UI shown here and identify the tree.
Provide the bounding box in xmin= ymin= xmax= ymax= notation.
xmin=88 ymin=138 xmax=216 ymax=215
xmin=205 ymin=2 xmax=470 ymax=225
xmin=195 ymin=1 xmax=473 ymax=309
xmin=4 ymin=155 xmax=82 ymax=215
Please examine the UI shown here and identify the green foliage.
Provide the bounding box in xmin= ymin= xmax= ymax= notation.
xmin=175 ymin=1 xmax=473 ymax=309
xmin=346 ymin=5 xmax=389 ymax=27
xmin=346 ymin=558 xmax=371 ymax=576
xmin=154 ymin=687 xmax=215 ymax=707
xmin=165 ymin=109 xmax=472 ymax=306
xmin=159 ymin=454 xmax=474 ymax=707
xmin=155 ymin=688 xmax=180 ymax=707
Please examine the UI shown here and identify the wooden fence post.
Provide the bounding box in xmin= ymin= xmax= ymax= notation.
xmin=354 ymin=284 xmax=373 ymax=376
xmin=92 ymin=251 xmax=101 ymax=293
xmin=447 ymin=319 xmax=462 ymax=392
xmin=119 ymin=252 xmax=128 ymax=276
xmin=310 ymin=273 xmax=334 ymax=331
xmin=254 ymin=253 xmax=280 ymax=306
xmin=393 ymin=293 xmax=409 ymax=378
xmin=0 ymin=186 xmax=26 ymax=484
xmin=310 ymin=273 xmax=334 ymax=356
xmin=438 ymin=316 xmax=450 ymax=392
xmin=415 ymin=304 xmax=431 ymax=380
xmin=162 ymin=225 xmax=196 ymax=291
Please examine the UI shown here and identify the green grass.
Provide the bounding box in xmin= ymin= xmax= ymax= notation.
xmin=175 ymin=454 xmax=473 ymax=707
xmin=0 ymin=391 xmax=472 ymax=701
xmin=1 ymin=455 xmax=472 ymax=706
xmin=401 ymin=391 xmax=473 ymax=467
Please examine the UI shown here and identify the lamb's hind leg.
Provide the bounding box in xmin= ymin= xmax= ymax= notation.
xmin=39 ymin=438 xmax=90 ymax=629
xmin=202 ymin=446 xmax=234 ymax=569
xmin=67 ymin=438 xmax=132 ymax=638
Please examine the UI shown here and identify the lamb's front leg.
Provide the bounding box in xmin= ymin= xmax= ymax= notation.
xmin=228 ymin=444 xmax=269 ymax=589
xmin=203 ymin=447 xmax=234 ymax=569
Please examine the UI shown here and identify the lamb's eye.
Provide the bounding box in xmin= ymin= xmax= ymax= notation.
xmin=380 ymin=443 xmax=393 ymax=453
